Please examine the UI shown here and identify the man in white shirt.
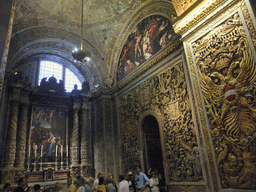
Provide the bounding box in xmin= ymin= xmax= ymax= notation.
xmin=118 ymin=175 xmax=129 ymax=192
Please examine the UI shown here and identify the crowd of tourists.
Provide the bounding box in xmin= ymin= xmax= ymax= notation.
xmin=4 ymin=166 xmax=162 ymax=192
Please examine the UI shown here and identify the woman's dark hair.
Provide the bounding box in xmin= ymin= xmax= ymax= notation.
xmin=97 ymin=173 xmax=102 ymax=178
xmin=34 ymin=184 xmax=41 ymax=191
xmin=136 ymin=165 xmax=141 ymax=170
xmin=119 ymin=175 xmax=125 ymax=182
xmin=17 ymin=177 xmax=24 ymax=185
xmin=99 ymin=177 xmax=105 ymax=185
xmin=3 ymin=182 xmax=11 ymax=189
xmin=106 ymin=174 xmax=113 ymax=185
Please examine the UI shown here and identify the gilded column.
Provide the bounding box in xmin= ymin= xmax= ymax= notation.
xmin=71 ymin=106 xmax=80 ymax=167
xmin=4 ymin=100 xmax=19 ymax=168
xmin=15 ymin=103 xmax=29 ymax=168
xmin=81 ymin=98 xmax=90 ymax=166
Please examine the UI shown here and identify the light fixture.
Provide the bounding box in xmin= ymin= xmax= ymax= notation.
xmin=72 ymin=0 xmax=91 ymax=62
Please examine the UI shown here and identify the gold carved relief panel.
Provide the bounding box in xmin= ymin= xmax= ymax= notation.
xmin=118 ymin=60 xmax=204 ymax=183
xmin=186 ymin=2 xmax=256 ymax=189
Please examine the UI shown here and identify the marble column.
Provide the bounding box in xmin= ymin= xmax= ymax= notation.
xmin=15 ymin=103 xmax=29 ymax=168
xmin=71 ymin=107 xmax=79 ymax=167
xmin=4 ymin=100 xmax=19 ymax=168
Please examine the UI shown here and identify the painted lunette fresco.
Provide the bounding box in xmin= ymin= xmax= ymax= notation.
xmin=117 ymin=15 xmax=177 ymax=81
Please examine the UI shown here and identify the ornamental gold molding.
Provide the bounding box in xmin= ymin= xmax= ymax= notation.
xmin=184 ymin=38 xmax=219 ymax=192
xmin=172 ymin=0 xmax=199 ymax=16
xmin=173 ymin=0 xmax=237 ymax=36
xmin=240 ymin=0 xmax=256 ymax=48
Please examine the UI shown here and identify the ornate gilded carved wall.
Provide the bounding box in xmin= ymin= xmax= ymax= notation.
xmin=184 ymin=0 xmax=256 ymax=190
xmin=117 ymin=57 xmax=207 ymax=189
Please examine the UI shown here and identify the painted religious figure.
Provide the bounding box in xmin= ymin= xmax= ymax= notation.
xmin=117 ymin=15 xmax=177 ymax=81
xmin=30 ymin=106 xmax=66 ymax=162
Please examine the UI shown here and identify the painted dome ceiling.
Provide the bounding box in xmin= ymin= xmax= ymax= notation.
xmin=7 ymin=0 xmax=176 ymax=91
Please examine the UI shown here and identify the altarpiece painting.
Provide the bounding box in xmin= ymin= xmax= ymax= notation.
xmin=30 ymin=106 xmax=67 ymax=164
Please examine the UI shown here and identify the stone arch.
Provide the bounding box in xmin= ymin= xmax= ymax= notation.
xmin=138 ymin=110 xmax=166 ymax=181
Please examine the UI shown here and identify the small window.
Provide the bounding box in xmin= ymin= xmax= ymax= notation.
xmin=38 ymin=61 xmax=63 ymax=85
xmin=38 ymin=60 xmax=82 ymax=92
xmin=65 ymin=68 xmax=82 ymax=92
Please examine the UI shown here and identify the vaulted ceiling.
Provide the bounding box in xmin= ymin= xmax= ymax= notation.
xmin=7 ymin=0 xmax=177 ymax=92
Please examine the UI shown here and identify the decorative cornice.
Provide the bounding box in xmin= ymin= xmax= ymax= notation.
xmin=172 ymin=0 xmax=199 ymax=17
xmin=173 ymin=0 xmax=237 ymax=35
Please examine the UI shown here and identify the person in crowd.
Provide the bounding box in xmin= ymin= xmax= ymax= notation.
xmin=127 ymin=171 xmax=136 ymax=192
xmin=149 ymin=172 xmax=159 ymax=192
xmin=54 ymin=182 xmax=63 ymax=192
xmin=134 ymin=166 xmax=150 ymax=192
xmin=97 ymin=177 xmax=106 ymax=192
xmin=105 ymin=177 xmax=116 ymax=192
xmin=93 ymin=173 xmax=103 ymax=192
xmin=23 ymin=178 xmax=30 ymax=192
xmin=3 ymin=182 xmax=11 ymax=192
xmin=14 ymin=178 xmax=26 ymax=192
xmin=118 ymin=175 xmax=129 ymax=192
xmin=75 ymin=176 xmax=87 ymax=192
xmin=107 ymin=173 xmax=117 ymax=191
xmin=63 ymin=177 xmax=76 ymax=192
xmin=33 ymin=184 xmax=41 ymax=192
xmin=84 ymin=179 xmax=93 ymax=192
xmin=147 ymin=168 xmax=161 ymax=181
xmin=148 ymin=168 xmax=164 ymax=192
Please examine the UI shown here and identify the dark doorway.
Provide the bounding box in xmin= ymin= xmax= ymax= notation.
xmin=142 ymin=115 xmax=165 ymax=189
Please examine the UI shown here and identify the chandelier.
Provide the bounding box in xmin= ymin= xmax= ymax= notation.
xmin=72 ymin=0 xmax=91 ymax=62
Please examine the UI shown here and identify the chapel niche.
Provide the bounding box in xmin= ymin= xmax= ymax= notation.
xmin=1 ymin=74 xmax=93 ymax=185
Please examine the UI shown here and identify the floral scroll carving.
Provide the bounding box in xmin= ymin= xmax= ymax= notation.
xmin=118 ymin=62 xmax=202 ymax=182
xmin=192 ymin=13 xmax=256 ymax=189
xmin=172 ymin=0 xmax=198 ymax=16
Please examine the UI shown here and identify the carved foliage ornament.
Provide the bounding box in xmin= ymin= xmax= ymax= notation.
xmin=192 ymin=13 xmax=256 ymax=189
xmin=172 ymin=0 xmax=199 ymax=16
xmin=118 ymin=62 xmax=202 ymax=182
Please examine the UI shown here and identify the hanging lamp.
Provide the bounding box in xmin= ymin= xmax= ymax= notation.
xmin=72 ymin=0 xmax=91 ymax=62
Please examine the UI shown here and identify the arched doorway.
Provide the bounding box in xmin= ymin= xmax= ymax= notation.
xmin=142 ymin=115 xmax=165 ymax=189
